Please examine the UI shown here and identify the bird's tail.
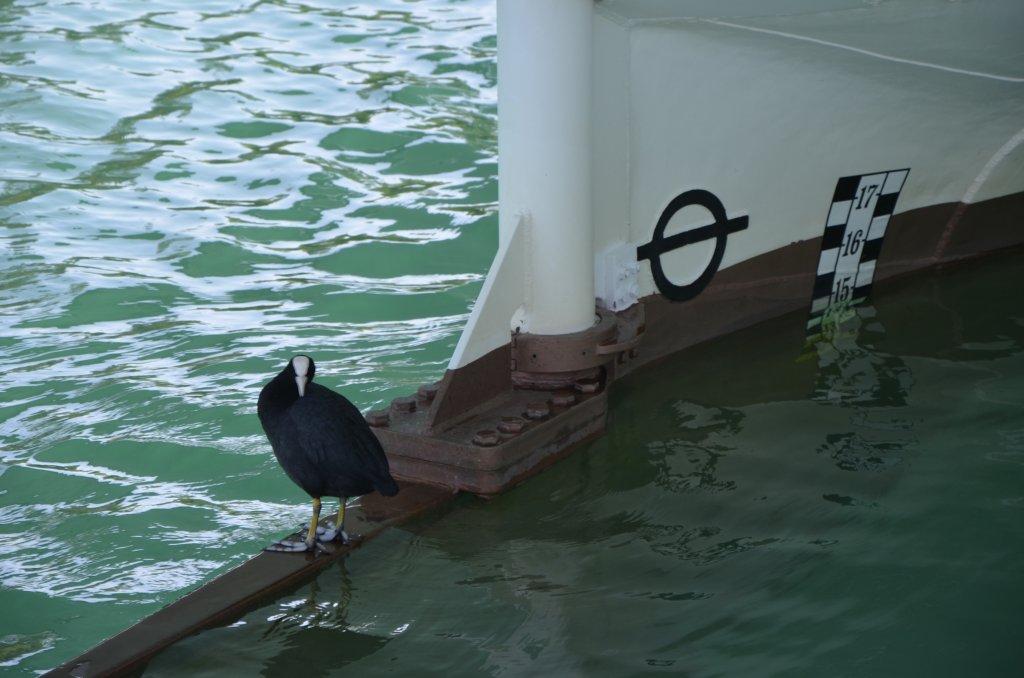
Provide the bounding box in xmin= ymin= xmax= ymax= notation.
xmin=376 ymin=477 xmax=400 ymax=496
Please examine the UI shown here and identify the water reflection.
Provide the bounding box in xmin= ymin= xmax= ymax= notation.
xmin=145 ymin=558 xmax=394 ymax=677
xmin=804 ymin=304 xmax=919 ymax=475
xmin=810 ymin=304 xmax=913 ymax=407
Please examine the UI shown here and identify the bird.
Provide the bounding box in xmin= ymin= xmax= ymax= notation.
xmin=257 ymin=354 xmax=399 ymax=552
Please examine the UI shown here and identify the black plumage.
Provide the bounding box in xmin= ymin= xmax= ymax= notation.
xmin=258 ymin=354 xmax=398 ymax=552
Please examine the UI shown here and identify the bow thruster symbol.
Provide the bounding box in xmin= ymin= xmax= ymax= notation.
xmin=636 ymin=189 xmax=749 ymax=302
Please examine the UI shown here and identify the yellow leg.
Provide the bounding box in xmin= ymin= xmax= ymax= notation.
xmin=335 ymin=502 xmax=345 ymax=534
xmin=305 ymin=497 xmax=321 ymax=547
xmin=322 ymin=500 xmax=349 ymax=544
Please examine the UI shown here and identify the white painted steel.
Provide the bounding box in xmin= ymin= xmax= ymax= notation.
xmin=496 ymin=0 xmax=594 ymax=335
xmin=593 ymin=0 xmax=1024 ymax=301
xmin=449 ymin=0 xmax=595 ymax=370
xmin=450 ymin=0 xmax=1024 ymax=370
xmin=448 ymin=213 xmax=527 ymax=369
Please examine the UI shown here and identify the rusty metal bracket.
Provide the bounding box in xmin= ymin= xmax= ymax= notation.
xmin=510 ymin=305 xmax=645 ymax=389
xmin=596 ymin=334 xmax=641 ymax=355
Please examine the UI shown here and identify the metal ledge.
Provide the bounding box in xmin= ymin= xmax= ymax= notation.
xmin=43 ymin=483 xmax=455 ymax=678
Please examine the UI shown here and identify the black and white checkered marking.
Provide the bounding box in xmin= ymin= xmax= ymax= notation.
xmin=807 ymin=169 xmax=909 ymax=330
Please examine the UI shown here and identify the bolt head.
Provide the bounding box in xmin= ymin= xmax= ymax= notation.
xmin=391 ymin=396 xmax=417 ymax=413
xmin=365 ymin=409 xmax=390 ymax=427
xmin=525 ymin=401 xmax=551 ymax=420
xmin=417 ymin=383 xmax=439 ymax=402
xmin=498 ymin=416 xmax=526 ymax=434
xmin=552 ymin=390 xmax=576 ymax=406
xmin=472 ymin=430 xmax=501 ymax=447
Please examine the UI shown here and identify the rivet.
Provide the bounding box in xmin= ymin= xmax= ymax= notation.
xmin=525 ymin=401 xmax=550 ymax=420
xmin=574 ymin=378 xmax=600 ymax=394
xmin=391 ymin=396 xmax=416 ymax=413
xmin=472 ymin=430 xmax=500 ymax=447
xmin=498 ymin=416 xmax=526 ymax=434
xmin=365 ymin=409 xmax=390 ymax=427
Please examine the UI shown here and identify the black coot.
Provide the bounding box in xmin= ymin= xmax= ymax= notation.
xmin=258 ymin=354 xmax=399 ymax=552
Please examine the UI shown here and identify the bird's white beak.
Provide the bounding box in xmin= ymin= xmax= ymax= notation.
xmin=291 ymin=355 xmax=311 ymax=397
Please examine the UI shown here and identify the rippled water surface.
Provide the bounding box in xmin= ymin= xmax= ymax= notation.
xmin=1 ymin=0 xmax=495 ymax=672
xmin=2 ymin=1 xmax=1024 ymax=676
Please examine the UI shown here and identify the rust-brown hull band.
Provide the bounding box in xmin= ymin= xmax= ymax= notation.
xmin=375 ymin=193 xmax=1024 ymax=493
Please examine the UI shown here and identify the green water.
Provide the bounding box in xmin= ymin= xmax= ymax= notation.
xmin=1 ymin=0 xmax=494 ymax=672
xmin=2 ymin=1 xmax=1023 ymax=676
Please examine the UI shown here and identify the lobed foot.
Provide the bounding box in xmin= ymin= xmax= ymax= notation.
xmin=302 ymin=522 xmax=350 ymax=544
xmin=263 ymin=523 xmax=347 ymax=554
xmin=264 ymin=537 xmax=329 ymax=554
xmin=318 ymin=526 xmax=350 ymax=545
xmin=311 ymin=519 xmax=349 ymax=544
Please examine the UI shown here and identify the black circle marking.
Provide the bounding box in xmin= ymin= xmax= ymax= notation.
xmin=636 ymin=189 xmax=749 ymax=302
